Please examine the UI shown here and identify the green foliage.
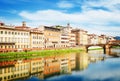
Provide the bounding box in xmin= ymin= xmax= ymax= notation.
xmin=0 ymin=48 xmax=84 ymax=61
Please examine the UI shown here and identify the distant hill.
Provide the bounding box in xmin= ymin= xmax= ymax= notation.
xmin=114 ymin=36 xmax=120 ymax=40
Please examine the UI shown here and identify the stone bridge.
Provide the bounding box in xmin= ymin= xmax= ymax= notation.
xmin=85 ymin=40 xmax=120 ymax=54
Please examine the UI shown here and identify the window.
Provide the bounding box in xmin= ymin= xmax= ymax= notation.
xmin=12 ymin=32 xmax=14 ymax=35
xmin=5 ymin=31 xmax=7 ymax=34
xmin=0 ymin=46 xmax=3 ymax=48
xmin=15 ymin=32 xmax=17 ymax=35
xmin=0 ymin=31 xmax=3 ymax=34
xmin=8 ymin=46 xmax=11 ymax=48
xmin=0 ymin=69 xmax=2 ymax=74
xmin=0 ymin=37 xmax=3 ymax=42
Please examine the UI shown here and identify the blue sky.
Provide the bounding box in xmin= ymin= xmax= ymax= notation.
xmin=0 ymin=0 xmax=120 ymax=36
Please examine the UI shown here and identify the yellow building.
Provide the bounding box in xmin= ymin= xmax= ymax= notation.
xmin=72 ymin=29 xmax=88 ymax=45
xmin=43 ymin=26 xmax=61 ymax=48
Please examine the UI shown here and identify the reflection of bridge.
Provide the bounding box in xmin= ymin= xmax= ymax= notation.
xmin=85 ymin=40 xmax=120 ymax=54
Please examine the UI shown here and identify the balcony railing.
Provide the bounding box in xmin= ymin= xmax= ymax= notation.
xmin=0 ymin=42 xmax=15 ymax=45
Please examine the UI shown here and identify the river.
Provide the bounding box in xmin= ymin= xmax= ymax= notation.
xmin=0 ymin=49 xmax=120 ymax=81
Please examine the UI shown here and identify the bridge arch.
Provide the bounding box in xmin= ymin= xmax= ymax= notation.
xmin=85 ymin=44 xmax=106 ymax=53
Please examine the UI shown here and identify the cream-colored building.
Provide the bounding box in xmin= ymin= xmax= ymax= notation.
xmin=69 ymin=32 xmax=76 ymax=47
xmin=98 ymin=35 xmax=107 ymax=44
xmin=72 ymin=29 xmax=88 ymax=45
xmin=0 ymin=22 xmax=30 ymax=52
xmin=60 ymin=23 xmax=76 ymax=47
xmin=88 ymin=34 xmax=98 ymax=44
xmin=60 ymin=26 xmax=70 ymax=47
xmin=30 ymin=28 xmax=44 ymax=50
xmin=61 ymin=34 xmax=69 ymax=47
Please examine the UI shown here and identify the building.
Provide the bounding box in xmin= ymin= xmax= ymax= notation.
xmin=72 ymin=29 xmax=88 ymax=45
xmin=69 ymin=32 xmax=76 ymax=47
xmin=60 ymin=23 xmax=76 ymax=47
xmin=98 ymin=34 xmax=107 ymax=44
xmin=30 ymin=28 xmax=44 ymax=50
xmin=60 ymin=25 xmax=70 ymax=47
xmin=61 ymin=33 xmax=69 ymax=47
xmin=43 ymin=26 xmax=61 ymax=48
xmin=0 ymin=22 xmax=30 ymax=52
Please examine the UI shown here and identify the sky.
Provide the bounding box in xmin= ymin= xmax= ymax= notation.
xmin=0 ymin=0 xmax=120 ymax=36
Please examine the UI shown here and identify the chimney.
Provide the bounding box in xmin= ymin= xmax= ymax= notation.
xmin=0 ymin=22 xmax=4 ymax=26
xmin=22 ymin=21 xmax=26 ymax=27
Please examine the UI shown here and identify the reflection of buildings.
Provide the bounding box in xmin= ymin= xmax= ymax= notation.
xmin=69 ymin=54 xmax=76 ymax=70
xmin=0 ymin=53 xmax=91 ymax=81
xmin=30 ymin=72 xmax=44 ymax=80
xmin=88 ymin=54 xmax=105 ymax=63
xmin=0 ymin=58 xmax=44 ymax=81
xmin=44 ymin=57 xmax=60 ymax=77
xmin=76 ymin=53 xmax=89 ymax=70
xmin=0 ymin=60 xmax=30 ymax=81
xmin=30 ymin=58 xmax=44 ymax=74
xmin=59 ymin=56 xmax=71 ymax=74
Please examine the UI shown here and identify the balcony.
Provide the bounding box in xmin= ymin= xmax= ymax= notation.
xmin=0 ymin=42 xmax=15 ymax=45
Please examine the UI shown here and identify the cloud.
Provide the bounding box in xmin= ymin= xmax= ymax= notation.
xmin=81 ymin=0 xmax=120 ymax=12
xmin=17 ymin=0 xmax=120 ymax=36
xmin=19 ymin=7 xmax=120 ymax=36
xmin=57 ymin=1 xmax=74 ymax=8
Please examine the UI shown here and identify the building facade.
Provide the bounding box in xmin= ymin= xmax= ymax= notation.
xmin=30 ymin=28 xmax=44 ymax=50
xmin=0 ymin=22 xmax=30 ymax=52
xmin=43 ymin=26 xmax=61 ymax=48
xmin=72 ymin=29 xmax=88 ymax=45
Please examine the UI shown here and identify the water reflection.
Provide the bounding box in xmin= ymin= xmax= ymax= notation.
xmin=0 ymin=53 xmax=88 ymax=81
xmin=110 ymin=48 xmax=120 ymax=56
xmin=76 ymin=53 xmax=89 ymax=70
xmin=0 ymin=49 xmax=120 ymax=81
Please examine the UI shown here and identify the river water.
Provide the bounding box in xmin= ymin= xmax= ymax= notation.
xmin=0 ymin=49 xmax=120 ymax=81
